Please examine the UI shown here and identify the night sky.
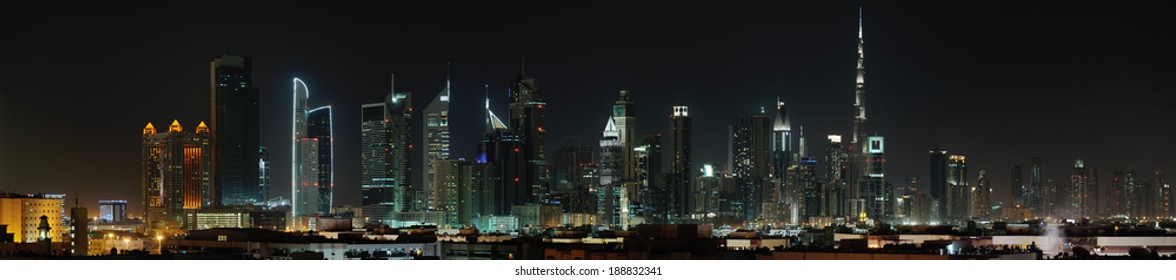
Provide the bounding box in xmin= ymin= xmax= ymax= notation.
xmin=2 ymin=2 xmax=1174 ymax=215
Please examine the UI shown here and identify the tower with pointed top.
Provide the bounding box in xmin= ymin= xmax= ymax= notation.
xmin=141 ymin=119 xmax=210 ymax=232
xmin=599 ymin=117 xmax=627 ymax=226
xmin=613 ymin=83 xmax=637 ymax=183
xmin=478 ymin=91 xmax=523 ymax=216
xmin=772 ymin=98 xmax=793 ymax=180
xmin=847 ymin=7 xmax=874 ymax=223
xmin=423 ymin=66 xmax=452 ymax=211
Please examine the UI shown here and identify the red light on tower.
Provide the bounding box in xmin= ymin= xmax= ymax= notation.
xmin=514 ymin=177 xmax=519 ymax=182
xmin=513 ymin=148 xmax=519 ymax=153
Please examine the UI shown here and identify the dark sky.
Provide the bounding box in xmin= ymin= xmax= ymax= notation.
xmin=2 ymin=2 xmax=1174 ymax=215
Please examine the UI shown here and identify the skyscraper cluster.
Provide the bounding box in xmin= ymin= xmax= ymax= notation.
xmin=127 ymin=9 xmax=1176 ymax=236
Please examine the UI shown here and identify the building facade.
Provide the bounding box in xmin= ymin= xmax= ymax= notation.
xmin=668 ymin=105 xmax=692 ymax=223
xmin=423 ymin=74 xmax=451 ymax=211
xmin=210 ymin=55 xmax=262 ymax=206
xmin=291 ymin=78 xmax=334 ymax=230
xmin=142 ymin=120 xmax=211 ymax=230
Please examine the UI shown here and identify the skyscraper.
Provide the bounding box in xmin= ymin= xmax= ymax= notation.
xmin=613 ymin=84 xmax=636 ymax=182
xmin=1070 ymin=158 xmax=1089 ymax=219
xmin=635 ymin=134 xmax=664 ymax=223
xmin=695 ymin=164 xmax=722 ymax=218
xmin=864 ymin=136 xmax=889 ymax=222
xmin=669 ymin=105 xmax=692 ymax=223
xmin=598 ymin=117 xmax=625 ymax=226
xmin=1125 ymin=169 xmax=1139 ymax=218
xmin=142 ymin=120 xmax=211 ymax=230
xmin=1011 ymin=165 xmax=1024 ymax=206
xmin=1109 ymin=170 xmax=1126 ymax=217
xmin=769 ymin=99 xmax=793 ymax=225
xmin=422 ymin=70 xmax=451 ymax=210
xmin=1158 ymin=171 xmax=1171 ymax=219
xmin=361 ymin=100 xmax=393 ymax=224
xmin=946 ymin=155 xmax=968 ymax=222
xmin=509 ymin=72 xmax=548 ymax=203
xmin=848 ymin=9 xmax=871 ymax=223
xmin=972 ymin=170 xmax=992 ymax=220
xmin=1029 ymin=157 xmax=1042 ymax=213
xmin=307 ymin=106 xmax=334 ymax=213
xmin=258 ymin=146 xmax=270 ymax=202
xmin=824 ymin=135 xmax=848 ymax=219
xmin=731 ymin=110 xmax=771 ymax=223
xmin=210 ymin=55 xmax=261 ymax=206
xmin=433 ymin=158 xmax=462 ymax=225
xmin=1088 ymin=167 xmax=1100 ymax=219
xmin=478 ymin=92 xmax=524 ymax=216
xmin=928 ymin=148 xmax=947 ymax=223
xmin=291 ymin=78 xmax=334 ymax=230
xmin=799 ymin=157 xmax=820 ymax=223
xmin=360 ymin=82 xmax=413 ymax=223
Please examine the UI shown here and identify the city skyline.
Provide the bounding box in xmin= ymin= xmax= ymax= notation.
xmin=3 ymin=2 xmax=1175 ymax=216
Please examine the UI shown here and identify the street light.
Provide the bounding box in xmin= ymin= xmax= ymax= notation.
xmin=155 ymin=235 xmax=164 ymax=254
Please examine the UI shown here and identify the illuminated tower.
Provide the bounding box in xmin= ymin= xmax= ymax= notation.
xmin=509 ymin=70 xmax=548 ymax=203
xmin=928 ymin=148 xmax=947 ymax=223
xmin=1070 ymin=157 xmax=1089 ymax=219
xmin=1029 ymin=157 xmax=1042 ymax=214
xmin=973 ymin=170 xmax=992 ymax=220
xmin=599 ymin=117 xmax=624 ymax=226
xmin=823 ymin=135 xmax=848 ymax=219
xmin=635 ymin=134 xmax=664 ymax=223
xmin=361 ymin=100 xmax=393 ymax=223
xmin=613 ymin=83 xmax=637 ymax=182
xmin=864 ymin=136 xmax=888 ymax=222
xmin=770 ymin=99 xmax=792 ymax=224
xmin=477 ymin=89 xmax=524 ymax=216
xmin=423 ymin=68 xmax=451 ymax=210
xmin=731 ymin=109 xmax=771 ymax=223
xmin=291 ymin=78 xmax=334 ymax=229
xmin=142 ymin=120 xmax=210 ymax=230
xmin=946 ymin=155 xmax=968 ymax=222
xmin=669 ymin=105 xmax=692 ymax=222
xmin=848 ymin=8 xmax=870 ymax=223
xmin=1012 ymin=165 xmax=1024 ymax=206
xmin=258 ymin=146 xmax=270 ymax=202
xmin=387 ymin=91 xmax=414 ymax=212
xmin=772 ymin=98 xmax=793 ymax=179
xmin=307 ymin=106 xmax=333 ymax=214
xmin=210 ymin=55 xmax=261 ymax=206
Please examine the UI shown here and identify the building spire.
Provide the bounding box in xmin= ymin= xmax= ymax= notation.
xmin=442 ymin=62 xmax=451 ymax=102
xmin=858 ymin=6 xmax=863 ymax=40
